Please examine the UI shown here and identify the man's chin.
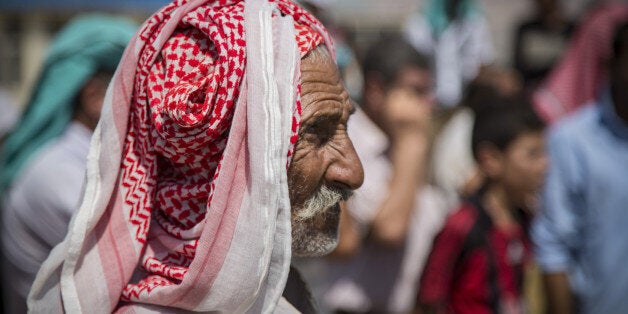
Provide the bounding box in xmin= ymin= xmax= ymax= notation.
xmin=291 ymin=203 xmax=341 ymax=257
xmin=292 ymin=233 xmax=339 ymax=257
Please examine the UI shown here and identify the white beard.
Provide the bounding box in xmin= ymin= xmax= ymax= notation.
xmin=291 ymin=186 xmax=351 ymax=257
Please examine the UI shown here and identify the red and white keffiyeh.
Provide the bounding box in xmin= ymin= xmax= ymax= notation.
xmin=28 ymin=0 xmax=333 ymax=312
xmin=533 ymin=2 xmax=628 ymax=124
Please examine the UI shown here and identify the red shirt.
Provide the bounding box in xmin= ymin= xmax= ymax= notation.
xmin=417 ymin=202 xmax=529 ymax=314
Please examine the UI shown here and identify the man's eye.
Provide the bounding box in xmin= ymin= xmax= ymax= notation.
xmin=303 ymin=124 xmax=334 ymax=146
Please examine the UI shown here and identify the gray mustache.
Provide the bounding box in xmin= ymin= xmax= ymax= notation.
xmin=294 ymin=186 xmax=353 ymax=221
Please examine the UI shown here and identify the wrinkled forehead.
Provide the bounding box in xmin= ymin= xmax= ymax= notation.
xmin=300 ymin=45 xmax=352 ymax=118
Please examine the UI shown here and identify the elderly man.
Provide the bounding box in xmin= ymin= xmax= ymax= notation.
xmin=28 ymin=0 xmax=363 ymax=313
xmin=0 ymin=15 xmax=136 ymax=314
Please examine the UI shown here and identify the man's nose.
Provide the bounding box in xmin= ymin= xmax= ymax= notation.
xmin=326 ymin=138 xmax=364 ymax=191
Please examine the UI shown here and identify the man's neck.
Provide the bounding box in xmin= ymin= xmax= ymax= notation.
xmin=73 ymin=111 xmax=98 ymax=131
xmin=282 ymin=266 xmax=317 ymax=313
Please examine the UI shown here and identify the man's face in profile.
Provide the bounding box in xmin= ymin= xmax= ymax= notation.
xmin=287 ymin=46 xmax=364 ymax=257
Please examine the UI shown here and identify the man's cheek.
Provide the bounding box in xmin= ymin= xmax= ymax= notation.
xmin=287 ymin=172 xmax=309 ymax=209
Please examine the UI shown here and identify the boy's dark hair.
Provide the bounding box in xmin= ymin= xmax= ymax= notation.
xmin=462 ymin=82 xmax=503 ymax=114
xmin=471 ymin=96 xmax=545 ymax=161
xmin=361 ymin=33 xmax=430 ymax=88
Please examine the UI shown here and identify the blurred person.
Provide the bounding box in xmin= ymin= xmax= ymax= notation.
xmin=0 ymin=15 xmax=136 ymax=314
xmin=431 ymin=66 xmax=523 ymax=209
xmin=321 ymin=34 xmax=449 ymax=314
xmin=28 ymin=0 xmax=364 ymax=312
xmin=297 ymin=0 xmax=363 ymax=101
xmin=513 ymin=0 xmax=574 ymax=90
xmin=417 ymin=97 xmax=547 ymax=314
xmin=403 ymin=0 xmax=494 ymax=108
xmin=533 ymin=1 xmax=628 ymax=124
xmin=531 ymin=21 xmax=628 ymax=314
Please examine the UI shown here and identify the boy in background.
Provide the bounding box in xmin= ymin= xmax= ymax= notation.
xmin=416 ymin=97 xmax=547 ymax=314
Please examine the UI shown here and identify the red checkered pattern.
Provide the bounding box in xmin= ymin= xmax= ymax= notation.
xmin=117 ymin=0 xmax=325 ymax=302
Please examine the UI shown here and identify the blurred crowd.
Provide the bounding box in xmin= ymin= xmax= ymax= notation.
xmin=1 ymin=0 xmax=627 ymax=313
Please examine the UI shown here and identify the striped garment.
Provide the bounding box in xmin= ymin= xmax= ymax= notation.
xmin=533 ymin=2 xmax=628 ymax=124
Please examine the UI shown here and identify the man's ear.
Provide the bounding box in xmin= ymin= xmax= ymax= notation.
xmin=475 ymin=142 xmax=503 ymax=178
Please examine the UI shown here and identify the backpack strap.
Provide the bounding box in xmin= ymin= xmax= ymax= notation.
xmin=475 ymin=198 xmax=502 ymax=314
xmin=455 ymin=191 xmax=501 ymax=313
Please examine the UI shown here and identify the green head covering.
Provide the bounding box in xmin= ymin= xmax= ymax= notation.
xmin=0 ymin=14 xmax=136 ymax=193
xmin=425 ymin=0 xmax=479 ymax=37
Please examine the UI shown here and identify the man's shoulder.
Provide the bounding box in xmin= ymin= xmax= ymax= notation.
xmin=550 ymin=104 xmax=599 ymax=142
xmin=24 ymin=141 xmax=78 ymax=175
xmin=9 ymin=138 xmax=86 ymax=198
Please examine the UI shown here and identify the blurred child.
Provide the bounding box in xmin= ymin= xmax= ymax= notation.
xmin=416 ymin=97 xmax=547 ymax=314
xmin=431 ymin=66 xmax=523 ymax=209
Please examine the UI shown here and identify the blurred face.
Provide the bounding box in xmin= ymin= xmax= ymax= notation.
xmin=363 ymin=64 xmax=433 ymax=134
xmin=288 ymin=47 xmax=364 ymax=257
xmin=390 ymin=66 xmax=434 ymax=103
xmin=373 ymin=65 xmax=434 ymax=136
xmin=76 ymin=73 xmax=111 ymax=130
xmin=500 ymin=131 xmax=548 ymax=208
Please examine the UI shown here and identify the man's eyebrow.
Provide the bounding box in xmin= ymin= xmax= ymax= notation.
xmin=303 ymin=110 xmax=342 ymax=128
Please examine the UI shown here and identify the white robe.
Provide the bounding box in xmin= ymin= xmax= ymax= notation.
xmin=1 ymin=121 xmax=91 ymax=313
